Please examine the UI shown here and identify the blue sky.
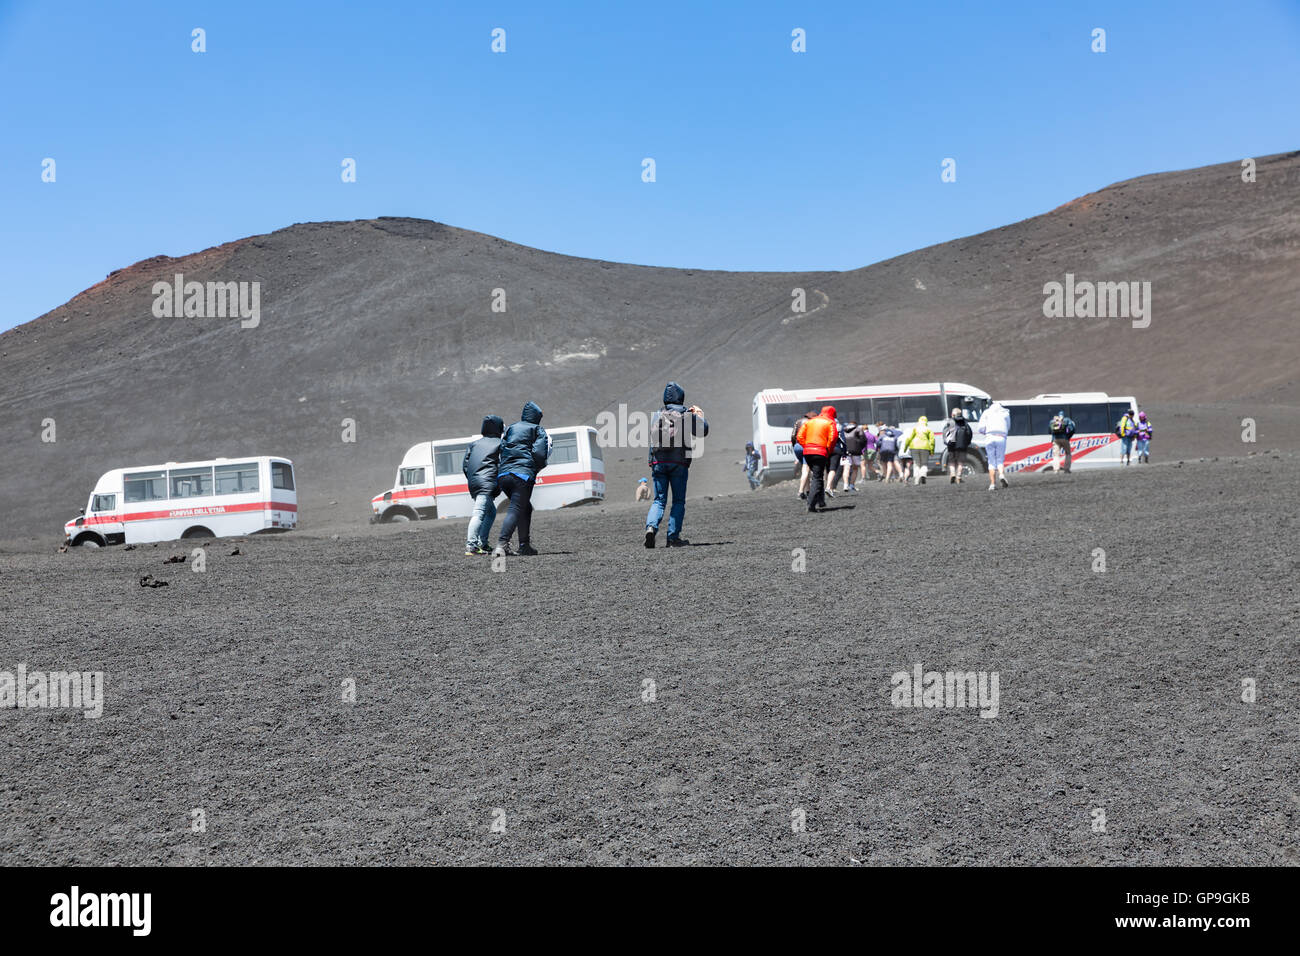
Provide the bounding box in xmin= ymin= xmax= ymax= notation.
xmin=1 ymin=0 xmax=1297 ymax=331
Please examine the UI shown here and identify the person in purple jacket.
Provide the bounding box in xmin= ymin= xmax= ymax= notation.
xmin=1134 ymin=411 xmax=1154 ymax=463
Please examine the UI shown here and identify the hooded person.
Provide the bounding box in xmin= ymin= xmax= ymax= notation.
xmin=1134 ymin=411 xmax=1153 ymax=463
xmin=794 ymin=405 xmax=839 ymax=512
xmin=743 ymin=442 xmax=762 ymax=490
xmin=943 ymin=408 xmax=974 ymax=483
xmin=495 ymin=401 xmax=550 ymax=556
xmin=644 ymin=382 xmax=709 ymax=548
xmin=462 ymin=414 xmax=504 ymax=554
xmin=902 ymin=415 xmax=936 ymax=485
xmin=978 ymin=401 xmax=1012 ymax=490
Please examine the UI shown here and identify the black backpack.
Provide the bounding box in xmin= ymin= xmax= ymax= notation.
xmin=652 ymin=408 xmax=686 ymax=451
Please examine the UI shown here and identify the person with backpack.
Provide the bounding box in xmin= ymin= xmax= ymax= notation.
xmin=1134 ymin=411 xmax=1154 ymax=463
xmin=876 ymin=421 xmax=904 ymax=482
xmin=824 ymin=411 xmax=846 ymax=497
xmin=1049 ymin=409 xmax=1076 ymax=473
xmin=743 ymin=442 xmax=762 ymax=490
xmin=462 ymin=414 xmax=504 ymax=555
xmin=840 ymin=421 xmax=867 ymax=491
xmin=863 ymin=424 xmax=880 ymax=480
xmin=978 ymin=400 xmax=1012 ymax=491
xmin=902 ymin=415 xmax=936 ymax=485
xmin=943 ymin=408 xmax=974 ymax=483
xmin=644 ymin=382 xmax=709 ymax=548
xmin=793 ymin=410 xmax=815 ymax=500
xmin=794 ymin=405 xmax=839 ymax=511
xmin=494 ymin=401 xmax=550 ymax=556
xmin=1114 ymin=410 xmax=1137 ymax=465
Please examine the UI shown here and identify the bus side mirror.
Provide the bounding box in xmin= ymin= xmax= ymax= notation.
xmin=78 ymin=509 xmax=85 ymax=516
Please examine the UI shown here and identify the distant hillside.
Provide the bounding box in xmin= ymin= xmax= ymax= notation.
xmin=2 ymin=151 xmax=1297 ymax=542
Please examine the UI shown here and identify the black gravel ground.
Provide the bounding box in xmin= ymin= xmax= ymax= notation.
xmin=1 ymin=455 xmax=1297 ymax=865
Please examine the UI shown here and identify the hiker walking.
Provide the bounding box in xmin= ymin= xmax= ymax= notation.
xmin=1114 ymin=410 xmax=1137 ymax=465
xmin=794 ymin=410 xmax=815 ymax=500
xmin=840 ymin=421 xmax=867 ymax=491
xmin=743 ymin=442 xmax=762 ymax=490
xmin=876 ymin=421 xmax=904 ymax=482
xmin=825 ymin=410 xmax=846 ymax=497
xmin=902 ymin=415 xmax=936 ymax=485
xmin=1134 ymin=411 xmax=1153 ymax=463
xmin=979 ymin=401 xmax=1011 ymax=490
xmin=462 ymin=414 xmax=504 ymax=555
xmin=635 ymin=477 xmax=651 ymax=501
xmin=1049 ymin=409 xmax=1076 ymax=473
xmin=495 ymin=401 xmax=550 ymax=556
xmin=943 ymin=408 xmax=974 ymax=483
xmin=644 ymin=382 xmax=709 ymax=548
xmin=794 ymin=406 xmax=839 ymax=512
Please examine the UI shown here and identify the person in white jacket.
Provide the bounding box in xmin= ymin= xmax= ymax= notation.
xmin=978 ymin=401 xmax=1012 ymax=490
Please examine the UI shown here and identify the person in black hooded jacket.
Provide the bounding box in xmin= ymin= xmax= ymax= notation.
xmin=644 ymin=382 xmax=708 ymax=548
xmin=462 ymin=414 xmax=504 ymax=555
xmin=495 ymin=401 xmax=550 ymax=556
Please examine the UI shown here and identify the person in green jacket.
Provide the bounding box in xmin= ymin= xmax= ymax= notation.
xmin=902 ymin=415 xmax=936 ymax=485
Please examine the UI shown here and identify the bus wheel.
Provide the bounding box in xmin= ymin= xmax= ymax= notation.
xmin=73 ymin=534 xmax=102 ymax=548
xmin=384 ymin=509 xmax=412 ymax=523
xmin=182 ymin=526 xmax=214 ymax=539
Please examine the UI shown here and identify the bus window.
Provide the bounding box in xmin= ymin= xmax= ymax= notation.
xmin=955 ymin=394 xmax=990 ymax=421
xmin=587 ymin=430 xmax=603 ymax=463
xmin=272 ymin=461 xmax=295 ymax=490
xmin=873 ymin=397 xmax=901 ymax=425
xmin=765 ymin=402 xmax=806 ymax=430
xmin=92 ymin=494 xmax=116 ymax=512
xmin=399 ymin=467 xmax=426 ymax=486
xmin=1109 ymin=402 xmax=1134 ymax=430
xmin=1006 ymin=405 xmax=1032 ymax=436
xmin=215 ymin=462 xmax=259 ymax=495
xmin=170 ymin=467 xmax=214 ymax=498
xmin=901 ymin=395 xmax=945 ymax=423
xmin=124 ymin=470 xmax=167 ymax=502
xmin=1029 ymin=407 xmax=1059 ymax=436
xmin=433 ymin=445 xmax=469 ymax=477
xmin=550 ymin=434 xmax=579 ymax=465
xmin=1070 ymin=403 xmax=1110 ymax=434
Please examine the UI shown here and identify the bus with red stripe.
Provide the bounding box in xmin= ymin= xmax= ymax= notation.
xmin=371 ymin=426 xmax=605 ymax=523
xmin=751 ymin=382 xmax=992 ymax=484
xmin=986 ymin=393 xmax=1139 ymax=472
xmin=64 ymin=456 xmax=297 ymax=547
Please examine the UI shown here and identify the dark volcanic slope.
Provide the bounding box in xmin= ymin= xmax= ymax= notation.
xmin=1 ymin=457 xmax=1296 ymax=865
xmin=2 ymin=152 xmax=1298 ymax=543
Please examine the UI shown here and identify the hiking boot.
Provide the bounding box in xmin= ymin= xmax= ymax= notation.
xmin=798 ymin=492 xmax=807 ymax=500
xmin=644 ymin=528 xmax=656 ymax=549
xmin=494 ymin=544 xmax=514 ymax=557
xmin=1000 ymin=477 xmax=1009 ymax=489
xmin=919 ymin=475 xmax=926 ymax=484
xmin=950 ymin=475 xmax=956 ymax=484
xmin=666 ymin=536 xmax=690 ymax=547
xmin=517 ymin=543 xmax=538 ymax=556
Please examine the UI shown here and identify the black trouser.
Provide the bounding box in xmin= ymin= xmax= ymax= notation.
xmin=497 ymin=473 xmax=535 ymax=546
xmin=805 ymin=454 xmax=828 ymax=511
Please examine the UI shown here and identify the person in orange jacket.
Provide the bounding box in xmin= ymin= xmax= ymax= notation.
xmin=794 ymin=405 xmax=840 ymax=513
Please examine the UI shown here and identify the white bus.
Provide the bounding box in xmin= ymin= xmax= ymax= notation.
xmin=371 ymin=426 xmax=605 ymax=523
xmin=989 ymin=392 xmax=1140 ymax=472
xmin=64 ymin=456 xmax=298 ymax=547
xmin=751 ymin=382 xmax=993 ymax=483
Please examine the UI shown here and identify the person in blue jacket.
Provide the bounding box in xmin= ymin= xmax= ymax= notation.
xmin=495 ymin=401 xmax=550 ymax=556
xmin=644 ymin=382 xmax=709 ymax=548
xmin=462 ymin=414 xmax=504 ymax=555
